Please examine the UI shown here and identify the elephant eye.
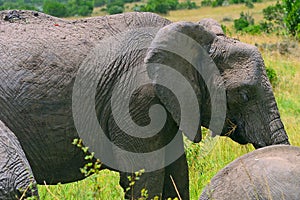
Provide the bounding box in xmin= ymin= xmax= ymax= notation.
xmin=240 ymin=92 xmax=249 ymax=103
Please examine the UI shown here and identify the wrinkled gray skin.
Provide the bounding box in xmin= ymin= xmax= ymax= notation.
xmin=200 ymin=145 xmax=300 ymax=200
xmin=0 ymin=10 xmax=289 ymax=199
xmin=0 ymin=120 xmax=37 ymax=199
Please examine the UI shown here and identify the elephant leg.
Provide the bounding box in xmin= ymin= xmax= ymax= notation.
xmin=120 ymin=170 xmax=165 ymax=199
xmin=162 ymin=145 xmax=189 ymax=199
xmin=108 ymin=114 xmax=171 ymax=199
xmin=110 ymin=125 xmax=166 ymax=199
xmin=0 ymin=120 xmax=38 ymax=199
xmin=103 ymin=83 xmax=183 ymax=199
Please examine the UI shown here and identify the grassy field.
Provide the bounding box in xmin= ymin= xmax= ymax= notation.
xmin=38 ymin=1 xmax=300 ymax=199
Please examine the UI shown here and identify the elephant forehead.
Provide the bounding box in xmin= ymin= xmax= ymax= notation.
xmin=221 ymin=68 xmax=261 ymax=90
xmin=210 ymin=37 xmax=264 ymax=88
xmin=212 ymin=36 xmax=264 ymax=68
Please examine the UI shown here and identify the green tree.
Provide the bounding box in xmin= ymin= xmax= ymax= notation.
xmin=0 ymin=0 xmax=38 ymax=11
xmin=177 ymin=0 xmax=198 ymax=9
xmin=261 ymin=2 xmax=284 ymax=33
xmin=106 ymin=0 xmax=124 ymax=14
xmin=67 ymin=0 xmax=94 ymax=16
xmin=43 ymin=0 xmax=68 ymax=17
xmin=261 ymin=0 xmax=299 ymax=37
xmin=234 ymin=12 xmax=254 ymax=31
xmin=140 ymin=0 xmax=179 ymax=14
xmin=283 ymin=0 xmax=300 ymax=36
xmin=94 ymin=0 xmax=105 ymax=7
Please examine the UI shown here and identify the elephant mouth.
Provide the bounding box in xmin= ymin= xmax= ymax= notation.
xmin=221 ymin=118 xmax=263 ymax=147
xmin=220 ymin=118 xmax=274 ymax=149
xmin=220 ymin=118 xmax=247 ymax=144
xmin=228 ymin=127 xmax=269 ymax=149
xmin=229 ymin=129 xmax=266 ymax=149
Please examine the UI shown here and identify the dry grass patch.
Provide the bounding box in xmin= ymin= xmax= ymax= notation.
xmin=166 ymin=1 xmax=277 ymax=23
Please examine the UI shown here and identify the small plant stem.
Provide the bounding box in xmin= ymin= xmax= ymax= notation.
xmin=19 ymin=184 xmax=30 ymax=200
xmin=170 ymin=175 xmax=182 ymax=200
xmin=43 ymin=181 xmax=60 ymax=200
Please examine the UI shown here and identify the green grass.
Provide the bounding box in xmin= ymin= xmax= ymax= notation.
xmin=39 ymin=1 xmax=300 ymax=199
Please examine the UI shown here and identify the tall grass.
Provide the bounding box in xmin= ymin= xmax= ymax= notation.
xmin=38 ymin=1 xmax=300 ymax=199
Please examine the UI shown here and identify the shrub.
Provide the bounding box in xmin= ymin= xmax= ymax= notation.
xmin=43 ymin=0 xmax=94 ymax=17
xmin=139 ymin=0 xmax=179 ymax=14
xmin=0 ymin=1 xmax=39 ymax=11
xmin=234 ymin=12 xmax=254 ymax=31
xmin=262 ymin=1 xmax=285 ymax=33
xmin=107 ymin=5 xmax=124 ymax=14
xmin=94 ymin=0 xmax=106 ymax=7
xmin=67 ymin=0 xmax=94 ymax=16
xmin=243 ymin=24 xmax=261 ymax=34
xmin=177 ymin=0 xmax=198 ymax=9
xmin=245 ymin=0 xmax=254 ymax=8
xmin=263 ymin=2 xmax=284 ymax=23
xmin=43 ymin=0 xmax=68 ymax=17
xmin=297 ymin=24 xmax=300 ymax=40
xmin=261 ymin=0 xmax=299 ymax=38
xmin=266 ymin=67 xmax=278 ymax=87
xmin=212 ymin=0 xmax=225 ymax=7
xmin=222 ymin=16 xmax=233 ymax=22
xmin=229 ymin=0 xmax=244 ymax=4
xmin=201 ymin=0 xmax=212 ymax=6
xmin=221 ymin=24 xmax=227 ymax=34
xmin=259 ymin=21 xmax=274 ymax=33
xmin=106 ymin=0 xmax=125 ymax=14
xmin=283 ymin=0 xmax=300 ymax=37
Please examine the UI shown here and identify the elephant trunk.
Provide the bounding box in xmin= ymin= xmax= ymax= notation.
xmin=269 ymin=117 xmax=290 ymax=145
xmin=242 ymin=85 xmax=290 ymax=149
xmin=264 ymin=89 xmax=290 ymax=146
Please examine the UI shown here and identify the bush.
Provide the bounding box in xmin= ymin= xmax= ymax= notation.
xmin=259 ymin=21 xmax=274 ymax=33
xmin=107 ymin=5 xmax=124 ymax=14
xmin=0 ymin=1 xmax=38 ymax=11
xmin=266 ymin=67 xmax=278 ymax=87
xmin=234 ymin=12 xmax=261 ymax=34
xmin=106 ymin=0 xmax=125 ymax=14
xmin=139 ymin=0 xmax=179 ymax=14
xmin=43 ymin=0 xmax=94 ymax=17
xmin=94 ymin=0 xmax=106 ymax=7
xmin=43 ymin=0 xmax=68 ymax=17
xmin=262 ymin=1 xmax=285 ymax=32
xmin=297 ymin=24 xmax=300 ymax=40
xmin=245 ymin=0 xmax=254 ymax=8
xmin=221 ymin=24 xmax=228 ymax=35
xmin=261 ymin=0 xmax=299 ymax=38
xmin=283 ymin=0 xmax=300 ymax=37
xmin=229 ymin=0 xmax=244 ymax=4
xmin=201 ymin=0 xmax=212 ymax=6
xmin=243 ymin=24 xmax=261 ymax=34
xmin=67 ymin=0 xmax=94 ymax=16
xmin=212 ymin=0 xmax=225 ymax=7
xmin=234 ymin=12 xmax=254 ymax=31
xmin=177 ymin=0 xmax=198 ymax=9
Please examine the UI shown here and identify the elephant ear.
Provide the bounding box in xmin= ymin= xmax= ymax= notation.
xmin=144 ymin=22 xmax=217 ymax=143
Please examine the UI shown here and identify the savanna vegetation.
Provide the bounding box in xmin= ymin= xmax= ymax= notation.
xmin=6 ymin=0 xmax=299 ymax=199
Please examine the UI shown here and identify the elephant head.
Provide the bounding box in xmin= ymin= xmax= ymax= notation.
xmin=145 ymin=19 xmax=289 ymax=148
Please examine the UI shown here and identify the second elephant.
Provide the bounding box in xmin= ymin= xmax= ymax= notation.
xmin=200 ymin=145 xmax=300 ymax=200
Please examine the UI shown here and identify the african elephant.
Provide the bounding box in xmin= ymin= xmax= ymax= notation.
xmin=200 ymin=145 xmax=300 ymax=200
xmin=0 ymin=10 xmax=289 ymax=199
